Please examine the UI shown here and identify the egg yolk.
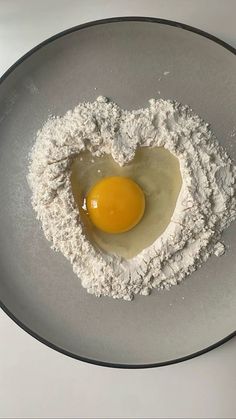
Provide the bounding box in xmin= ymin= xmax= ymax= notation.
xmin=86 ymin=176 xmax=145 ymax=233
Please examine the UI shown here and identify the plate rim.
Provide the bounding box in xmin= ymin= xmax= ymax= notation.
xmin=0 ymin=16 xmax=235 ymax=369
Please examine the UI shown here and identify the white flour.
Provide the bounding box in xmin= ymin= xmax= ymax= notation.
xmin=28 ymin=97 xmax=236 ymax=300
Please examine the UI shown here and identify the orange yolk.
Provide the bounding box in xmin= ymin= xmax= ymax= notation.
xmin=86 ymin=176 xmax=145 ymax=233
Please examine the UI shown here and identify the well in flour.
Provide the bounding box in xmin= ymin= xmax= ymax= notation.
xmin=27 ymin=96 xmax=236 ymax=300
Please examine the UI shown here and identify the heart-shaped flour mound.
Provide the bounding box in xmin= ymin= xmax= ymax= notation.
xmin=28 ymin=97 xmax=236 ymax=300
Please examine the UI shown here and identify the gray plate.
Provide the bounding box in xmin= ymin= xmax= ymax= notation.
xmin=0 ymin=17 xmax=235 ymax=368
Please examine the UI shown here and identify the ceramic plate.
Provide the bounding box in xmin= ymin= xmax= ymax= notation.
xmin=0 ymin=17 xmax=235 ymax=367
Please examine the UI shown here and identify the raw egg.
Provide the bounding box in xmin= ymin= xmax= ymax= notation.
xmin=86 ymin=176 xmax=145 ymax=233
xmin=71 ymin=147 xmax=182 ymax=259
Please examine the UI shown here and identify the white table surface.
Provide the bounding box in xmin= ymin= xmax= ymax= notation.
xmin=0 ymin=1 xmax=236 ymax=418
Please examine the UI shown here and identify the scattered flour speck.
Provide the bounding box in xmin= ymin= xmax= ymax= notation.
xmin=213 ymin=242 xmax=225 ymax=257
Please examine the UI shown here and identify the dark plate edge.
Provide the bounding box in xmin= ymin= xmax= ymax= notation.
xmin=0 ymin=16 xmax=235 ymax=369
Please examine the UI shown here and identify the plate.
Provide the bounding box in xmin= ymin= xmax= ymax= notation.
xmin=0 ymin=17 xmax=235 ymax=368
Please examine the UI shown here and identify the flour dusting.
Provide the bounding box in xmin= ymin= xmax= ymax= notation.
xmin=27 ymin=97 xmax=236 ymax=300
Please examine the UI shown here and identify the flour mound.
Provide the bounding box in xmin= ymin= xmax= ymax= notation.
xmin=28 ymin=97 xmax=236 ymax=300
